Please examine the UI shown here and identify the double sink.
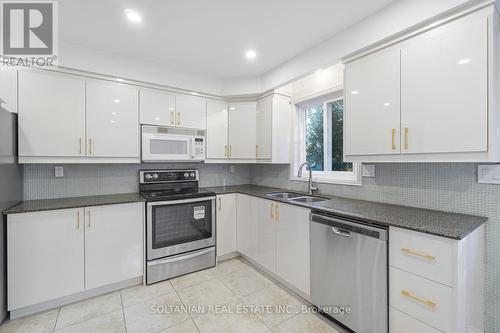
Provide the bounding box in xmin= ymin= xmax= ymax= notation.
xmin=265 ymin=192 xmax=330 ymax=205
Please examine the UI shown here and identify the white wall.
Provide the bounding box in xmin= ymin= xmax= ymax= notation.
xmin=59 ymin=42 xmax=224 ymax=96
xmin=290 ymin=63 xmax=343 ymax=102
xmin=260 ymin=0 xmax=478 ymax=92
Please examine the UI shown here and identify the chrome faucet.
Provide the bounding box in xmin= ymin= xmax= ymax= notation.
xmin=297 ymin=162 xmax=318 ymax=195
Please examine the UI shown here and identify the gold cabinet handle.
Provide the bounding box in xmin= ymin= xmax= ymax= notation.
xmin=275 ymin=205 xmax=279 ymax=221
xmin=256 ymin=145 xmax=259 ymax=158
xmin=404 ymin=127 xmax=409 ymax=150
xmin=224 ymin=145 xmax=228 ymax=158
xmin=229 ymin=145 xmax=232 ymax=158
xmin=401 ymin=290 xmax=436 ymax=309
xmin=87 ymin=211 xmax=91 ymax=228
xmin=270 ymin=203 xmax=274 ymax=219
xmin=401 ymin=248 xmax=436 ymax=261
xmin=170 ymin=111 xmax=174 ymax=125
xmin=391 ymin=129 xmax=396 ymax=150
xmin=177 ymin=112 xmax=181 ymax=126
xmin=79 ymin=137 xmax=83 ymax=155
xmin=89 ymin=138 xmax=93 ymax=155
xmin=218 ymin=197 xmax=222 ymax=211
xmin=76 ymin=211 xmax=80 ymax=229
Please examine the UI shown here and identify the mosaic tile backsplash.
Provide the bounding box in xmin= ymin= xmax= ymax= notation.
xmin=23 ymin=162 xmax=499 ymax=332
xmin=250 ymin=163 xmax=499 ymax=333
xmin=23 ymin=163 xmax=251 ymax=200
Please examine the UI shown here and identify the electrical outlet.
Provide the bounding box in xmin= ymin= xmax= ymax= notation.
xmin=230 ymin=165 xmax=236 ymax=173
xmin=54 ymin=166 xmax=64 ymax=178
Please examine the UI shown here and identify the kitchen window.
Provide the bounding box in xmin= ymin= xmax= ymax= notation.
xmin=292 ymin=93 xmax=361 ymax=185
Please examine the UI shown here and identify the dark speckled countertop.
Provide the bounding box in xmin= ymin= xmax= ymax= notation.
xmin=205 ymin=185 xmax=487 ymax=240
xmin=3 ymin=193 xmax=145 ymax=215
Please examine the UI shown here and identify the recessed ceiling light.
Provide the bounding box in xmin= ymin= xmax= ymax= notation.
xmin=124 ymin=9 xmax=142 ymax=23
xmin=245 ymin=49 xmax=257 ymax=60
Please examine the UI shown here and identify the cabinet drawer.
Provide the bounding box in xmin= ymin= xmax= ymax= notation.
xmin=390 ymin=267 xmax=453 ymax=332
xmin=390 ymin=307 xmax=442 ymax=333
xmin=390 ymin=227 xmax=454 ymax=286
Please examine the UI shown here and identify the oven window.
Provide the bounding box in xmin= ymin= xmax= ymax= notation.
xmin=150 ymin=139 xmax=188 ymax=155
xmin=151 ymin=200 xmax=212 ymax=249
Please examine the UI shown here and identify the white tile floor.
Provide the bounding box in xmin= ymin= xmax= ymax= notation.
xmin=0 ymin=258 xmax=344 ymax=333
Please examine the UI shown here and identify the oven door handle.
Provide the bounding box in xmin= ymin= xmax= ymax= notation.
xmin=148 ymin=247 xmax=215 ymax=266
xmin=147 ymin=197 xmax=216 ymax=206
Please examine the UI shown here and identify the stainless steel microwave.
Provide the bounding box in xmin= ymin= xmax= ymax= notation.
xmin=142 ymin=125 xmax=205 ymax=162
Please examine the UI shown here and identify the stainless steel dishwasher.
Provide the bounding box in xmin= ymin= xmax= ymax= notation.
xmin=310 ymin=211 xmax=388 ymax=333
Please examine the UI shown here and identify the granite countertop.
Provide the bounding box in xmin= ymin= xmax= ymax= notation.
xmin=3 ymin=193 xmax=145 ymax=215
xmin=205 ymin=185 xmax=487 ymax=240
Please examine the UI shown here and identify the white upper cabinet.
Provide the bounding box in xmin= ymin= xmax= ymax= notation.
xmin=400 ymin=13 xmax=488 ymax=155
xmin=0 ymin=66 xmax=18 ymax=113
xmin=207 ymin=100 xmax=229 ymax=159
xmin=18 ymin=70 xmax=86 ymax=158
xmin=344 ymin=6 xmax=498 ymax=162
xmin=256 ymin=96 xmax=273 ymax=160
xmin=86 ymin=81 xmax=139 ymax=158
xmin=140 ymin=89 xmax=176 ymax=127
xmin=344 ymin=46 xmax=401 ymax=156
xmin=176 ymin=94 xmax=206 ymax=129
xmin=228 ymin=101 xmax=257 ymax=159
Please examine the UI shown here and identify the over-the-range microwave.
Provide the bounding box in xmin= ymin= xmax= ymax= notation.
xmin=142 ymin=125 xmax=205 ymax=162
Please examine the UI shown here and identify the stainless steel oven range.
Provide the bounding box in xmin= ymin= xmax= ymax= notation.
xmin=140 ymin=169 xmax=216 ymax=285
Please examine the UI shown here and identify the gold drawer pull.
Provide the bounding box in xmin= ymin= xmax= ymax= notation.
xmin=404 ymin=127 xmax=409 ymax=150
xmin=218 ymin=197 xmax=222 ymax=211
xmin=76 ymin=211 xmax=80 ymax=229
xmin=401 ymin=248 xmax=436 ymax=261
xmin=401 ymin=290 xmax=436 ymax=309
xmin=275 ymin=205 xmax=279 ymax=221
xmin=224 ymin=145 xmax=228 ymax=158
xmin=270 ymin=203 xmax=274 ymax=219
xmin=177 ymin=112 xmax=181 ymax=126
xmin=256 ymin=145 xmax=259 ymax=158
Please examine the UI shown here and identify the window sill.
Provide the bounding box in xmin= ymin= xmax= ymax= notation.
xmin=290 ymin=176 xmax=362 ymax=186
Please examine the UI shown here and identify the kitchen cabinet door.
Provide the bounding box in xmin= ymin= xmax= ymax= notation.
xmin=0 ymin=66 xmax=17 ymax=113
xmin=255 ymin=198 xmax=277 ymax=273
xmin=216 ymin=194 xmax=237 ymax=257
xmin=18 ymin=70 xmax=86 ymax=158
xmin=207 ymin=100 xmax=229 ymax=159
xmin=401 ymin=12 xmax=488 ymax=154
xmin=84 ymin=203 xmax=143 ymax=290
xmin=276 ymin=203 xmax=310 ymax=295
xmin=86 ymin=80 xmax=139 ymax=158
xmin=344 ymin=46 xmax=401 ymax=156
xmin=271 ymin=94 xmax=292 ymax=163
xmin=140 ymin=89 xmax=176 ymax=127
xmin=176 ymin=94 xmax=206 ymax=129
xmin=228 ymin=102 xmax=257 ymax=159
xmin=236 ymin=194 xmax=258 ymax=261
xmin=7 ymin=208 xmax=85 ymax=310
xmin=256 ymin=96 xmax=273 ymax=160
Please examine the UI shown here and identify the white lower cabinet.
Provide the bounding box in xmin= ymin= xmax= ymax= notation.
xmin=236 ymin=194 xmax=310 ymax=296
xmin=389 ymin=226 xmax=484 ymax=333
xmin=8 ymin=208 xmax=85 ymax=311
xmin=84 ymin=203 xmax=144 ymax=290
xmin=216 ymin=194 xmax=237 ymax=257
xmin=7 ymin=202 xmax=144 ymax=311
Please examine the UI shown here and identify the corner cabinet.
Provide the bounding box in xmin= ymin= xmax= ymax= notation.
xmin=7 ymin=202 xmax=144 ymax=313
xmin=18 ymin=70 xmax=140 ymax=163
xmin=236 ymin=194 xmax=310 ymax=296
xmin=206 ymin=94 xmax=292 ymax=163
xmin=344 ymin=5 xmax=499 ymax=162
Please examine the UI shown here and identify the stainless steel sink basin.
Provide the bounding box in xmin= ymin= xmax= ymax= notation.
xmin=265 ymin=192 xmax=303 ymax=200
xmin=289 ymin=196 xmax=329 ymax=204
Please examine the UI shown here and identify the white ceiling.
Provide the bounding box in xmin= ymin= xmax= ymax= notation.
xmin=60 ymin=0 xmax=397 ymax=80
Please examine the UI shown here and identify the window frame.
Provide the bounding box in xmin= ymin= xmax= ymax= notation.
xmin=291 ymin=91 xmax=362 ymax=186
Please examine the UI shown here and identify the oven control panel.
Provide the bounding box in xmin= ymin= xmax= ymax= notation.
xmin=140 ymin=170 xmax=199 ymax=183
